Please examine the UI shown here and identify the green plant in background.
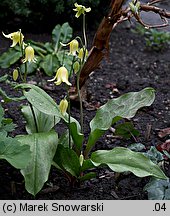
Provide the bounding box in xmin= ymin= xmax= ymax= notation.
xmin=144 ymin=147 xmax=170 ymax=200
xmin=145 ymin=29 xmax=170 ymax=51
xmin=132 ymin=24 xmax=170 ymax=51
xmin=128 ymin=142 xmax=170 ymax=200
xmin=0 ymin=0 xmax=108 ymax=32
xmin=0 ymin=3 xmax=168 ymax=197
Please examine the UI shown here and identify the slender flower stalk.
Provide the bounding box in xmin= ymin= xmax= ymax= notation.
xmin=83 ymin=14 xmax=87 ymax=49
xmin=67 ymin=89 xmax=71 ymax=148
xmin=72 ymin=3 xmax=91 ymax=136
xmin=76 ymin=71 xmax=84 ymax=134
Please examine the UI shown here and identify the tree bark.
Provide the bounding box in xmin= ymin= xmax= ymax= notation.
xmin=79 ymin=0 xmax=125 ymax=89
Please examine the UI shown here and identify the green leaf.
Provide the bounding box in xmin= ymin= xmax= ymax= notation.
xmin=0 ymin=74 xmax=8 ymax=82
xmin=58 ymin=129 xmax=72 ymax=148
xmin=44 ymin=42 xmax=54 ymax=53
xmin=28 ymin=40 xmax=47 ymax=55
xmin=79 ymin=172 xmax=96 ymax=182
xmin=115 ymin=122 xmax=140 ymax=139
xmin=63 ymin=114 xmax=84 ymax=152
xmin=40 ymin=54 xmax=60 ymax=76
xmin=85 ymin=87 xmax=155 ymax=156
xmin=57 ymin=51 xmax=74 ymax=72
xmin=17 ymin=130 xmax=58 ymax=196
xmin=144 ymin=178 xmax=170 ymax=200
xmin=0 ymin=48 xmax=22 ymax=68
xmin=20 ymin=61 xmax=38 ymax=75
xmin=21 ymin=105 xmax=60 ymax=134
xmin=0 ymin=87 xmax=25 ymax=102
xmin=128 ymin=143 xmax=146 ymax=152
xmin=0 ymin=121 xmax=16 ymax=134
xmin=81 ymin=159 xmax=95 ymax=172
xmin=53 ymin=144 xmax=80 ymax=177
xmin=52 ymin=22 xmax=73 ymax=52
xmin=16 ymin=84 xmax=83 ymax=151
xmin=0 ymin=135 xmax=31 ymax=169
xmin=16 ymin=83 xmax=61 ymax=117
xmin=143 ymin=146 xmax=164 ymax=164
xmin=0 ymin=104 xmax=16 ymax=135
xmin=91 ymin=147 xmax=167 ymax=180
xmin=0 ymin=104 xmax=4 ymax=125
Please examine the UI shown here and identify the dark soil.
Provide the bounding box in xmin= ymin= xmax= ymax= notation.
xmin=0 ymin=22 xmax=170 ymax=200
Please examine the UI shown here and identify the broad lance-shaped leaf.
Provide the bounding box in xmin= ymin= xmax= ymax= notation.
xmin=20 ymin=61 xmax=38 ymax=75
xmin=144 ymin=178 xmax=170 ymax=200
xmin=53 ymin=144 xmax=80 ymax=177
xmin=91 ymin=147 xmax=167 ymax=180
xmin=21 ymin=105 xmax=60 ymax=134
xmin=0 ymin=87 xmax=25 ymax=103
xmin=85 ymin=87 xmax=155 ymax=156
xmin=0 ymin=48 xmax=22 ymax=68
xmin=16 ymin=83 xmax=61 ymax=117
xmin=0 ymin=135 xmax=31 ymax=169
xmin=63 ymin=114 xmax=84 ymax=152
xmin=17 ymin=130 xmax=58 ymax=196
xmin=52 ymin=22 xmax=73 ymax=52
xmin=17 ymin=84 xmax=83 ymax=152
xmin=39 ymin=54 xmax=60 ymax=76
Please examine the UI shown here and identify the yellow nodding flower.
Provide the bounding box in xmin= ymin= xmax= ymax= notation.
xmin=69 ymin=39 xmax=79 ymax=56
xmin=59 ymin=99 xmax=68 ymax=115
xmin=2 ymin=31 xmax=24 ymax=47
xmin=23 ymin=45 xmax=37 ymax=63
xmin=73 ymin=3 xmax=91 ymax=18
xmin=60 ymin=39 xmax=79 ymax=56
xmin=48 ymin=66 xmax=72 ymax=86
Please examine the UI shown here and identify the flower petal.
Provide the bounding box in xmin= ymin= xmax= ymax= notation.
xmin=54 ymin=77 xmax=62 ymax=85
xmin=2 ymin=32 xmax=12 ymax=39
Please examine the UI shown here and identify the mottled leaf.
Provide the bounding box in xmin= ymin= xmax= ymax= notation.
xmin=91 ymin=147 xmax=167 ymax=179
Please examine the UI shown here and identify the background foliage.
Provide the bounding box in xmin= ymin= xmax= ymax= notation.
xmin=0 ymin=0 xmax=110 ymax=33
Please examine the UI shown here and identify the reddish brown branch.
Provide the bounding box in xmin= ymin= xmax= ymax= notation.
xmin=140 ymin=4 xmax=170 ymax=18
xmin=77 ymin=0 xmax=170 ymax=91
xmin=79 ymin=0 xmax=125 ymax=89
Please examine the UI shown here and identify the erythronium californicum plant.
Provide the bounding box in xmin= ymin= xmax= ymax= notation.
xmin=2 ymin=29 xmax=36 ymax=83
xmin=1 ymin=3 xmax=168 ymax=196
xmin=0 ymin=22 xmax=74 ymax=77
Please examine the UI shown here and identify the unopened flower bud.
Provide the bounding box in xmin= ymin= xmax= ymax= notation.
xmin=79 ymin=152 xmax=84 ymax=167
xmin=13 ymin=69 xmax=19 ymax=81
xmin=59 ymin=99 xmax=68 ymax=115
xmin=73 ymin=61 xmax=80 ymax=74
xmin=78 ymin=48 xmax=88 ymax=62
